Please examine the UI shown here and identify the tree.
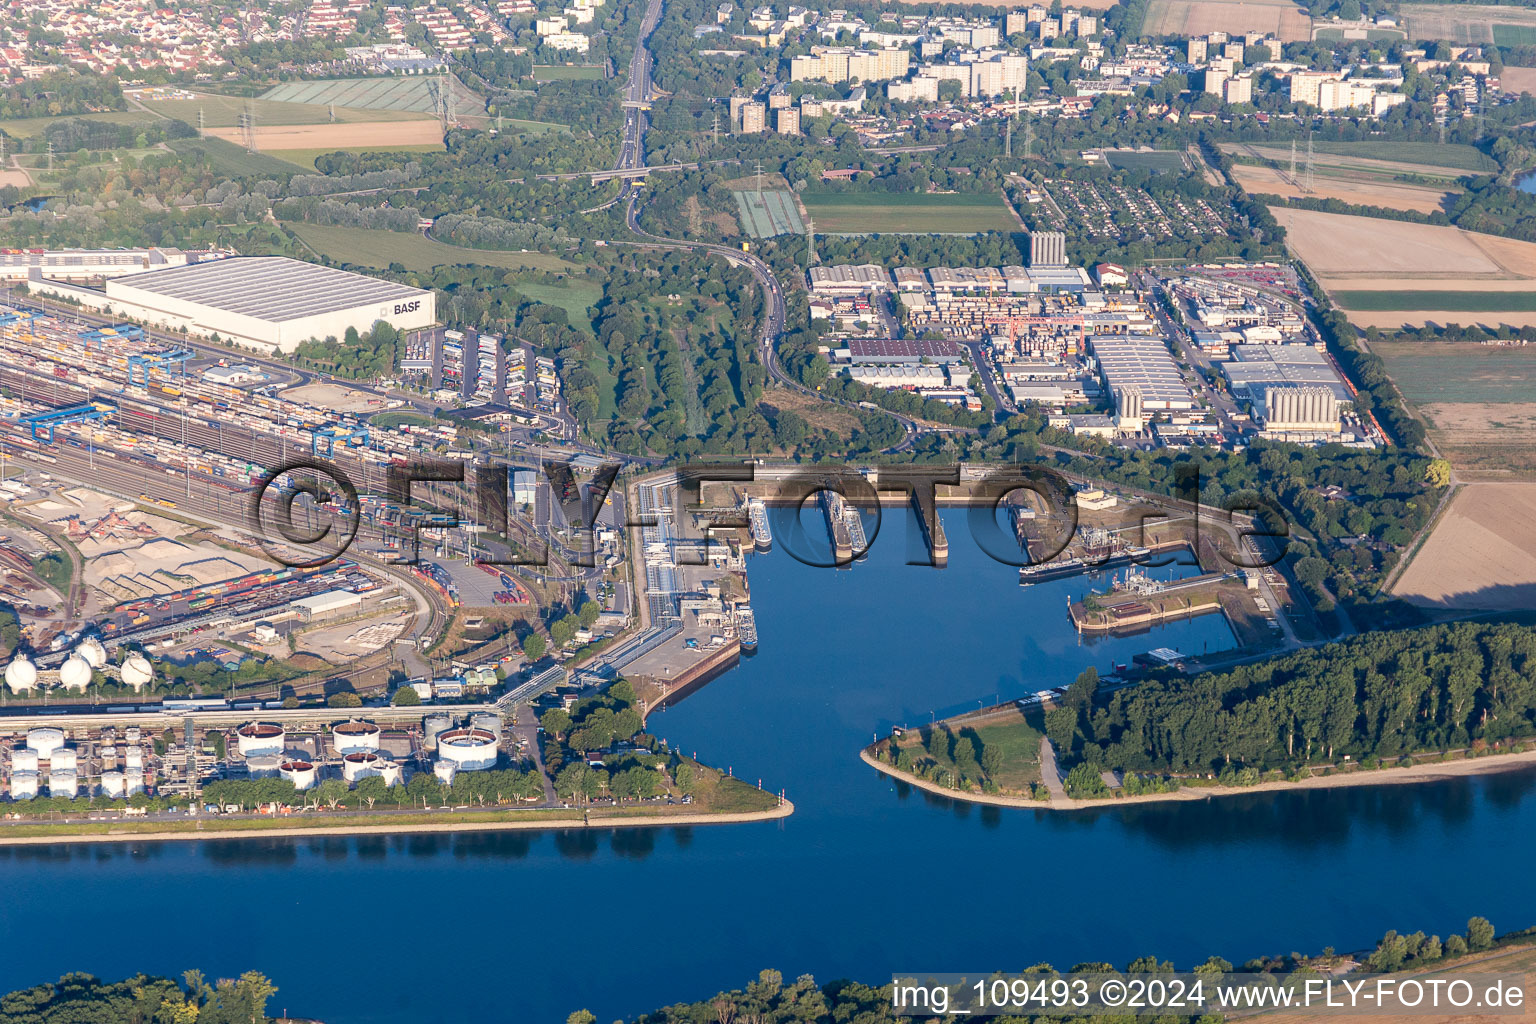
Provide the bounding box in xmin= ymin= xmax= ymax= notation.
xmin=522 ymin=633 xmax=547 ymax=661
xmin=391 ymin=685 xmax=421 ymax=706
xmin=567 ymin=1012 xmax=596 ymax=1024
xmin=327 ymin=692 xmax=362 ymax=708
xmin=1467 ymin=916 xmax=1494 ymax=951
xmin=355 ymin=776 xmax=388 ymax=809
xmin=981 ymin=746 xmax=1003 ymax=777
xmin=314 ymin=778 xmax=349 ymax=810
xmin=1066 ymin=666 xmax=1099 ymax=707
xmin=1045 ymin=706 xmax=1078 ymax=753
xmin=540 ymin=708 xmax=571 ymax=737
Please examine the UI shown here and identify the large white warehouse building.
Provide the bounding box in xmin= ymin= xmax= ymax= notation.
xmin=42 ymin=257 xmax=436 ymax=354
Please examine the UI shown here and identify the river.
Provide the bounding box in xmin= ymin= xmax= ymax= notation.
xmin=1 ymin=512 xmax=1533 ymax=1023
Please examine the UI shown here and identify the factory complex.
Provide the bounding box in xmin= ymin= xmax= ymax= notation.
xmin=806 ymin=257 xmax=1377 ymax=449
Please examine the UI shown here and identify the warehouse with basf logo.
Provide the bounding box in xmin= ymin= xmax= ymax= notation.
xmin=93 ymin=256 xmax=436 ymax=353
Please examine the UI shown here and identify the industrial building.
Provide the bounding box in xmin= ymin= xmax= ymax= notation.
xmin=844 ymin=338 xmax=964 ymax=363
xmin=1220 ymin=344 xmax=1350 ymax=406
xmin=808 ymin=264 xmax=893 ymax=296
xmin=38 ymin=257 xmax=436 ymax=354
xmin=0 ymin=247 xmax=187 ymax=281
xmin=1262 ymin=385 xmax=1341 ymax=437
xmin=1088 ymin=336 xmax=1196 ymax=410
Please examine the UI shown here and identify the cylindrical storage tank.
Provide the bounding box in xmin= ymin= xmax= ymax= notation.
xmin=436 ymin=728 xmax=498 ymax=772
xmin=125 ymin=770 xmax=145 ymax=796
xmin=47 ymin=769 xmax=77 ymax=798
xmin=279 ymin=760 xmax=317 ymax=791
xmin=433 ymin=760 xmax=457 ymax=784
xmin=5 ymin=655 xmax=37 ymax=693
xmin=120 ymin=653 xmax=153 ymax=691
xmin=10 ymin=771 xmax=38 ymax=800
xmin=26 ymin=728 xmax=65 ymax=757
xmin=48 ymin=748 xmax=77 ymax=773
xmin=470 ymin=712 xmax=502 ymax=734
xmin=58 ymin=655 xmax=91 ymax=692
xmin=125 ymin=746 xmax=144 ymax=771
xmin=423 ymin=713 xmax=452 ymax=751
xmin=11 ymin=748 xmax=39 ymax=774
xmin=100 ymin=771 xmax=126 ymax=798
xmin=332 ymin=720 xmax=381 ymax=755
xmin=77 ymin=637 xmax=107 ymax=670
xmin=246 ymin=755 xmax=283 ymax=778
xmin=236 ymin=722 xmax=285 ymax=757
xmin=341 ymin=751 xmax=382 ymax=783
xmin=125 ymin=727 xmax=141 ymax=744
xmin=378 ymin=760 xmax=403 ymax=787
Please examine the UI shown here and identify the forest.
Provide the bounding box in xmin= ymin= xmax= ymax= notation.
xmin=1059 ymin=622 xmax=1536 ymax=775
xmin=0 ymin=970 xmax=276 ymax=1024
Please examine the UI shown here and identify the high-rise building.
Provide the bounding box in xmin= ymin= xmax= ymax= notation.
xmin=739 ymin=101 xmax=767 ymax=133
xmin=1006 ymin=10 xmax=1029 ymax=34
xmin=729 ymin=95 xmax=750 ymax=126
xmin=1223 ymin=74 xmax=1253 ymax=104
xmin=1187 ymin=37 xmax=1207 ymax=63
xmin=768 ymin=82 xmax=791 ymax=108
xmin=1030 ymin=230 xmax=1067 ymax=268
xmin=776 ymin=106 xmax=801 ymax=134
xmin=790 ymin=46 xmax=908 ymax=83
xmin=1289 ymin=70 xmax=1339 ymax=107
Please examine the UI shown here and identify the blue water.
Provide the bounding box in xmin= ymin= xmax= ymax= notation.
xmin=2 ymin=514 xmax=1534 ymax=1023
xmin=1518 ymin=171 xmax=1536 ymax=194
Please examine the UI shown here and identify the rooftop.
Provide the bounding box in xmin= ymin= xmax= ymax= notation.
xmin=111 ymin=257 xmax=427 ymax=323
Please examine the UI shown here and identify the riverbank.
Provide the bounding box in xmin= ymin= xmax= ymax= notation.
xmin=0 ymin=798 xmax=794 ymax=846
xmin=861 ymin=744 xmax=1536 ymax=811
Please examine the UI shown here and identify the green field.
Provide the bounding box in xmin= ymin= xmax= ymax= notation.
xmin=800 ymin=191 xmax=1018 ymax=234
xmin=1336 ymin=290 xmax=1536 ymax=312
xmin=145 ymin=92 xmax=434 ymax=129
xmin=285 ymin=222 xmax=572 ymax=272
xmin=370 ymin=410 xmax=438 ymax=430
xmin=1103 ymin=148 xmax=1188 ymax=173
xmin=262 ymin=77 xmax=483 ymax=120
xmin=515 ymin=281 xmax=602 ymax=334
xmin=532 ymin=64 xmax=605 ymax=81
xmin=1495 ymin=24 xmax=1536 ymax=46
xmin=1373 ymin=342 xmax=1536 ymax=405
xmin=0 ymin=111 xmax=155 ymax=138
xmin=1307 ymin=141 xmax=1496 ymax=173
xmin=270 ymin=142 xmax=446 ymax=168
xmin=884 ymin=709 xmax=1044 ymax=794
xmin=167 ymin=137 xmax=310 ymax=176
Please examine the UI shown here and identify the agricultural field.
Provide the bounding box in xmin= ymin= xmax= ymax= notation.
xmin=1035 ymin=178 xmax=1230 ymax=241
xmin=532 ymin=64 xmax=606 ymax=81
xmin=1143 ymin=0 xmax=1312 ymax=42
xmin=1393 ymin=483 xmax=1536 ymax=610
xmin=515 ymin=281 xmax=602 ymax=335
xmin=1230 ymin=164 xmax=1455 ymax=214
xmin=1373 ymin=341 xmax=1536 ymax=477
xmin=1274 ymin=207 xmax=1536 ymax=326
xmin=166 ymin=137 xmax=312 ymax=176
xmin=1401 ymin=3 xmax=1536 ymax=45
xmin=0 ymin=110 xmax=153 ymax=138
xmin=138 ymin=89 xmax=435 ymax=128
xmin=1500 ymin=65 xmax=1536 ymax=95
xmin=206 ymin=120 xmax=444 ymax=152
xmin=284 ymin=222 xmax=571 ymax=273
xmin=1101 ymin=148 xmax=1189 ymax=173
xmin=733 ymin=189 xmax=805 ymax=237
xmin=799 ymin=192 xmax=1017 ymax=234
xmin=261 ymin=77 xmax=483 ymax=121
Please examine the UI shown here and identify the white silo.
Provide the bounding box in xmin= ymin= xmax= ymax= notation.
xmin=58 ymin=655 xmax=91 ymax=692
xmin=433 ymin=760 xmax=457 ymax=784
xmin=10 ymin=771 xmax=38 ymax=800
xmin=124 ymin=770 xmax=145 ymax=796
xmin=378 ymin=760 xmax=403 ymax=787
xmin=25 ymin=728 xmax=65 ymax=758
xmin=471 ymin=712 xmax=502 ymax=734
xmin=279 ymin=759 xmax=317 ymax=791
xmin=77 ymin=637 xmax=107 ymax=670
xmin=11 ymin=748 xmax=39 ymax=774
xmin=436 ymin=728 xmax=498 ymax=772
xmin=5 ymin=654 xmax=37 ymax=694
xmin=47 ymin=769 xmax=77 ymax=798
xmin=341 ymin=751 xmax=383 ymax=783
xmin=125 ymin=746 xmax=144 ymax=771
xmin=331 ymin=720 xmax=381 ymax=755
xmin=423 ymin=713 xmax=453 ymax=750
xmin=120 ymin=653 xmax=153 ymax=691
xmin=100 ymin=771 xmax=126 ymax=798
xmin=246 ymin=755 xmax=283 ymax=778
xmin=125 ymin=727 xmax=141 ymax=744
xmin=236 ymin=722 xmax=286 ymax=757
xmin=48 ymin=748 xmax=77 ymax=773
